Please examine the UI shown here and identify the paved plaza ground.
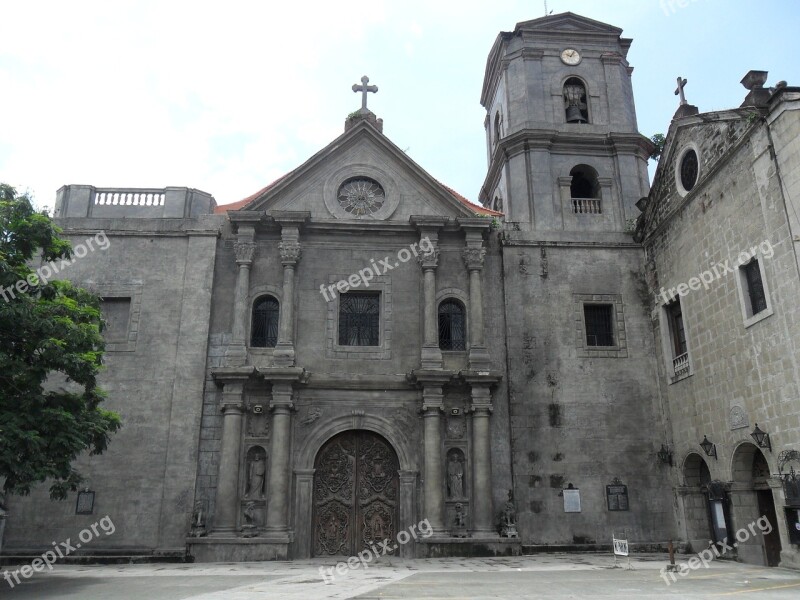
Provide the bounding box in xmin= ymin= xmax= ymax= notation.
xmin=2 ymin=553 xmax=800 ymax=599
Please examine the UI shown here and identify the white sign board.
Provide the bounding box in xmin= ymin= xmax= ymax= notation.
xmin=563 ymin=488 xmax=581 ymax=513
xmin=613 ymin=537 xmax=629 ymax=556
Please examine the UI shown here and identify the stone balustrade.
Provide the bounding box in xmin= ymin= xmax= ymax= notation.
xmin=94 ymin=189 xmax=166 ymax=207
xmin=571 ymin=197 xmax=602 ymax=214
xmin=54 ymin=185 xmax=216 ymax=218
xmin=673 ymin=352 xmax=690 ymax=377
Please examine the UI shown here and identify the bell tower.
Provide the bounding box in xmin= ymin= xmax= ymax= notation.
xmin=479 ymin=12 xmax=652 ymax=233
xmin=486 ymin=13 xmax=674 ymax=551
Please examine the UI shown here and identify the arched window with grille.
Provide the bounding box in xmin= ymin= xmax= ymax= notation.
xmin=494 ymin=111 xmax=502 ymax=146
xmin=438 ymin=299 xmax=466 ymax=351
xmin=251 ymin=295 xmax=279 ymax=348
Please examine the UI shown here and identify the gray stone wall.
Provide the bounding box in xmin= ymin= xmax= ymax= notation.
xmin=3 ymin=216 xmax=221 ymax=555
xmin=501 ymin=238 xmax=675 ymax=546
xmin=643 ymin=101 xmax=800 ymax=566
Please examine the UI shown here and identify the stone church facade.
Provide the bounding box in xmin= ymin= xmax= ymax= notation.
xmin=2 ymin=13 xmax=799 ymax=567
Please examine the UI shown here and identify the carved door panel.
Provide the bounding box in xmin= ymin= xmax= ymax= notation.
xmin=313 ymin=430 xmax=399 ymax=556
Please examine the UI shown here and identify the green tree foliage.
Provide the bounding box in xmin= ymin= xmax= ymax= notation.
xmin=0 ymin=184 xmax=120 ymax=500
xmin=650 ymin=133 xmax=666 ymax=162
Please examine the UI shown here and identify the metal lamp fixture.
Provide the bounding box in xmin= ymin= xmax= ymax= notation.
xmin=700 ymin=435 xmax=717 ymax=459
xmin=657 ymin=444 xmax=673 ymax=466
xmin=750 ymin=423 xmax=772 ymax=452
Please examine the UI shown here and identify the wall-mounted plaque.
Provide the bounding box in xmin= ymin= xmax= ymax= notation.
xmin=606 ymin=478 xmax=629 ymax=511
xmin=563 ymin=485 xmax=581 ymax=513
xmin=76 ymin=490 xmax=95 ymax=515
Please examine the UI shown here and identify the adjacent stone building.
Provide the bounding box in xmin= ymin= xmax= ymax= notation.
xmin=2 ymin=12 xmax=798 ymax=567
xmin=637 ymin=73 xmax=800 ymax=568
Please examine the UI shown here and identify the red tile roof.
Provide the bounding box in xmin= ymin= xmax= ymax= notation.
xmin=439 ymin=183 xmax=503 ymax=216
xmin=215 ymin=175 xmax=502 ymax=217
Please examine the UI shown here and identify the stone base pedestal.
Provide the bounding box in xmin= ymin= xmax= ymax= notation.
xmin=780 ymin=548 xmax=800 ymax=570
xmin=418 ymin=536 xmax=521 ymax=558
xmin=187 ymin=537 xmax=290 ymax=562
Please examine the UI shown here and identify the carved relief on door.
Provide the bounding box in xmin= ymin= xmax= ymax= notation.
xmin=313 ymin=430 xmax=399 ymax=556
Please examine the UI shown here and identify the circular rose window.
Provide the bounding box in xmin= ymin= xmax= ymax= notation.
xmin=337 ymin=177 xmax=385 ymax=216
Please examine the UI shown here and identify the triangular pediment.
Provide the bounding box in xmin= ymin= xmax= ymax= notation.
xmin=642 ymin=109 xmax=755 ymax=237
xmin=515 ymin=12 xmax=623 ymax=36
xmin=227 ymin=120 xmax=496 ymax=222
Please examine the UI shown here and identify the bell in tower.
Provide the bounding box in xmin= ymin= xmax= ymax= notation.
xmin=564 ymin=78 xmax=588 ymax=124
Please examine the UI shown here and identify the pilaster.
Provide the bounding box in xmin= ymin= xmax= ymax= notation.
xmin=411 ymin=216 xmax=449 ymax=371
xmin=272 ymin=212 xmax=309 ymax=367
xmin=458 ymin=219 xmax=492 ymax=372
xmin=210 ymin=367 xmax=256 ymax=535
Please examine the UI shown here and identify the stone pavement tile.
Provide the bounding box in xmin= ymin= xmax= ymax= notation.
xmin=2 ymin=554 xmax=800 ymax=600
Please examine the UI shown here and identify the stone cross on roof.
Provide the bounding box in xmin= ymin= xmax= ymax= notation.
xmin=675 ymin=77 xmax=688 ymax=105
xmin=352 ymin=75 xmax=378 ymax=112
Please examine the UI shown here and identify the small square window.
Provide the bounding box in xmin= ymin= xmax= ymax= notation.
xmin=101 ymin=297 xmax=131 ymax=343
xmin=338 ymin=292 xmax=380 ymax=346
xmin=584 ymin=304 xmax=614 ymax=347
xmin=742 ymin=260 xmax=767 ymax=317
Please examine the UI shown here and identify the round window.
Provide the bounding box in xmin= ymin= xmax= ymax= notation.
xmin=680 ymin=149 xmax=699 ymax=192
xmin=337 ymin=177 xmax=386 ymax=216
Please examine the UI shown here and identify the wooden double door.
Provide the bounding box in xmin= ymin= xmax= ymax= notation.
xmin=312 ymin=430 xmax=399 ymax=556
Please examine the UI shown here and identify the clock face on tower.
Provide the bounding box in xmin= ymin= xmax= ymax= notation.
xmin=561 ymin=48 xmax=581 ymax=65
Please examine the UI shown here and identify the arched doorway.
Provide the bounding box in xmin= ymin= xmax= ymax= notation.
xmin=312 ymin=430 xmax=399 ymax=557
xmin=731 ymin=442 xmax=782 ymax=566
xmin=682 ymin=453 xmax=719 ymax=548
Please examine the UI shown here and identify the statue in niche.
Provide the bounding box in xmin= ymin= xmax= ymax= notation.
xmin=447 ymin=451 xmax=465 ymax=499
xmin=499 ymin=489 xmax=519 ymax=538
xmin=454 ymin=503 xmax=467 ymax=527
xmin=241 ymin=501 xmax=258 ymax=537
xmin=245 ymin=452 xmax=266 ymax=499
xmin=189 ymin=500 xmax=207 ymax=537
xmin=453 ymin=502 xmax=469 ymax=537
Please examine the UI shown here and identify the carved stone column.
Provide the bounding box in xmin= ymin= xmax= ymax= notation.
xmin=272 ymin=213 xmax=309 ymax=367
xmin=419 ymin=243 xmax=442 ymax=370
xmin=264 ymin=381 xmax=294 ymax=537
xmin=274 ymin=240 xmax=300 ymax=367
xmin=463 ymin=244 xmax=490 ymax=371
xmin=468 ymin=383 xmax=495 ymax=537
xmin=398 ymin=470 xmax=419 ymax=557
xmin=211 ymin=373 xmax=250 ymax=535
xmin=410 ymin=217 xmax=447 ymax=370
xmin=422 ymin=385 xmax=447 ymax=535
xmin=226 ymin=240 xmax=255 ymax=366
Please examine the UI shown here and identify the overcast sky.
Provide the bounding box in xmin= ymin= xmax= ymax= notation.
xmin=1 ymin=0 xmax=798 ymax=212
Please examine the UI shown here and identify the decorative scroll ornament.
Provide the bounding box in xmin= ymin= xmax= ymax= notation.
xmin=778 ymin=449 xmax=800 ymax=475
xmin=729 ymin=405 xmax=749 ymax=430
xmin=278 ymin=240 xmax=302 ymax=265
xmin=462 ymin=246 xmax=486 ymax=270
xmin=300 ymin=407 xmax=323 ymax=426
xmin=446 ymin=416 xmax=466 ymax=440
xmin=234 ymin=242 xmax=256 ymax=264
